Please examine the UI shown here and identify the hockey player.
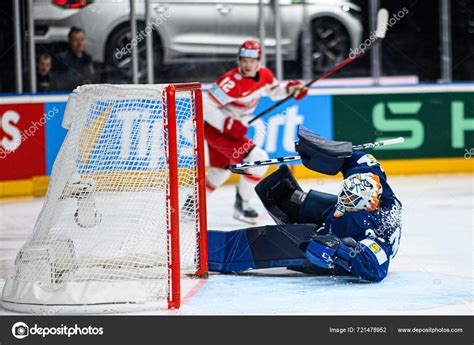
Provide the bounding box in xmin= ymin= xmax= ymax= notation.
xmin=202 ymin=39 xmax=308 ymax=224
xmin=207 ymin=127 xmax=402 ymax=282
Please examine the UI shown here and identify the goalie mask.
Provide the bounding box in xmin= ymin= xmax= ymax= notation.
xmin=335 ymin=173 xmax=382 ymax=216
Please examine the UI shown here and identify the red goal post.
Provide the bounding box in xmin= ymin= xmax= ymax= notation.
xmin=166 ymin=83 xmax=208 ymax=309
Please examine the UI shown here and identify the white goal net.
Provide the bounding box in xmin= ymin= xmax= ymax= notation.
xmin=1 ymin=84 xmax=207 ymax=313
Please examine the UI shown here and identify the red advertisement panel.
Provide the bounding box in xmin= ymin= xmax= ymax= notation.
xmin=0 ymin=103 xmax=46 ymax=180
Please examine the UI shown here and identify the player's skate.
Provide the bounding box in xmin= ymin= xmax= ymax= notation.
xmin=233 ymin=188 xmax=259 ymax=224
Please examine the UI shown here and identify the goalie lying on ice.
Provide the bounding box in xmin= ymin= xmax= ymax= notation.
xmin=207 ymin=128 xmax=402 ymax=282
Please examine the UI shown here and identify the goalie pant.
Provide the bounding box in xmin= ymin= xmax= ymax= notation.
xmin=207 ymin=151 xmax=402 ymax=282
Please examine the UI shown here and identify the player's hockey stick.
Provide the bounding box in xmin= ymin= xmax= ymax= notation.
xmin=248 ymin=8 xmax=389 ymax=125
xmin=228 ymin=137 xmax=404 ymax=174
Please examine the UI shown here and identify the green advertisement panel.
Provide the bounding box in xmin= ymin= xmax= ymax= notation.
xmin=333 ymin=92 xmax=474 ymax=159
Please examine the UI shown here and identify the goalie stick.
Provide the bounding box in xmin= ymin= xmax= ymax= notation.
xmin=248 ymin=8 xmax=390 ymax=125
xmin=228 ymin=137 xmax=404 ymax=175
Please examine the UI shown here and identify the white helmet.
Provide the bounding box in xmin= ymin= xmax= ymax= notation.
xmin=335 ymin=173 xmax=382 ymax=216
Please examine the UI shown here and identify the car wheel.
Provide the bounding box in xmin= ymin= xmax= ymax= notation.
xmin=105 ymin=23 xmax=162 ymax=83
xmin=311 ymin=17 xmax=350 ymax=75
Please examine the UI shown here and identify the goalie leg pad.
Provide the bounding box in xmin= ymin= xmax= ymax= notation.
xmin=286 ymin=265 xmax=348 ymax=276
xmin=297 ymin=190 xmax=338 ymax=226
xmin=255 ymin=164 xmax=302 ymax=224
xmin=208 ymin=224 xmax=316 ymax=273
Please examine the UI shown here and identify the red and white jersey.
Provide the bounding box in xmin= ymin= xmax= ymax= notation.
xmin=203 ymin=66 xmax=290 ymax=131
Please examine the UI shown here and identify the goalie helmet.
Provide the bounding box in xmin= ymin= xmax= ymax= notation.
xmin=335 ymin=173 xmax=382 ymax=216
xmin=238 ymin=40 xmax=262 ymax=60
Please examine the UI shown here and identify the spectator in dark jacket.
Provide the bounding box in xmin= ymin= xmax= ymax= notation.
xmin=37 ymin=53 xmax=57 ymax=92
xmin=55 ymin=27 xmax=96 ymax=90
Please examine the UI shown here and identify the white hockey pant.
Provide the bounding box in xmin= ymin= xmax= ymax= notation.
xmin=206 ymin=146 xmax=269 ymax=202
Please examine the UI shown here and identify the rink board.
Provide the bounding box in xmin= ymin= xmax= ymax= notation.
xmin=0 ymin=84 xmax=473 ymax=198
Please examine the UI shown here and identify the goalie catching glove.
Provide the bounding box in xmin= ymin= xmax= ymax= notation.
xmin=301 ymin=233 xmax=390 ymax=282
xmin=301 ymin=234 xmax=355 ymax=272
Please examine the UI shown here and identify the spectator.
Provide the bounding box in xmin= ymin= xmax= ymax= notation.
xmin=55 ymin=27 xmax=96 ymax=90
xmin=37 ymin=53 xmax=57 ymax=92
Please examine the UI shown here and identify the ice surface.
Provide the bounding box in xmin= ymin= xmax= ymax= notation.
xmin=1 ymin=174 xmax=472 ymax=315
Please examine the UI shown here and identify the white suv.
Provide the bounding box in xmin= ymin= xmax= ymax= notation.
xmin=34 ymin=0 xmax=363 ymax=79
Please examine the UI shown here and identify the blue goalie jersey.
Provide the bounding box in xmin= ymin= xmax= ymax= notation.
xmin=319 ymin=151 xmax=402 ymax=281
